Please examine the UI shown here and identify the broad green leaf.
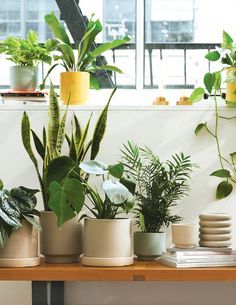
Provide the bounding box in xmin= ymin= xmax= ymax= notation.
xmin=190 ymin=87 xmax=205 ymax=103
xmin=79 ymin=160 xmax=108 ymax=175
xmin=194 ymin=122 xmax=207 ymax=135
xmin=96 ymin=65 xmax=123 ymax=74
xmin=48 ymin=178 xmax=85 ymax=227
xmin=213 ymin=71 xmax=222 ymax=91
xmin=204 ymin=73 xmax=215 ymax=94
xmin=223 ymin=31 xmax=233 ymax=45
xmin=108 ymin=163 xmax=124 ymax=179
xmin=44 ymin=12 xmax=71 ymax=46
xmin=230 ymin=152 xmax=236 ymax=159
xmin=31 ymin=129 xmax=45 ymax=160
xmin=90 ymin=87 xmax=116 ymax=160
xmin=216 ymin=181 xmax=233 ymax=199
xmin=222 ymin=53 xmax=233 ymax=66
xmin=102 ymin=180 xmax=131 ymax=205
xmin=119 ymin=176 xmax=136 ymax=194
xmin=27 ymin=30 xmax=38 ymax=44
xmin=90 ymin=74 xmax=100 ymax=89
xmin=205 ymin=50 xmax=220 ymax=61
xmin=210 ymin=169 xmax=231 ymax=178
xmin=45 ymin=156 xmax=74 ymax=189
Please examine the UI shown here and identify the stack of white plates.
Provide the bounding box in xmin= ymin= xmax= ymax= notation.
xmin=199 ymin=213 xmax=231 ymax=247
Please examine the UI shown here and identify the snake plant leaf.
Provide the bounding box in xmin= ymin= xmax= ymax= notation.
xmin=48 ymin=82 xmax=60 ymax=159
xmin=45 ymin=156 xmax=74 ymax=189
xmin=81 ymin=139 xmax=92 ymax=160
xmin=76 ymin=113 xmax=92 ymax=161
xmin=216 ymin=181 xmax=233 ymax=199
xmin=69 ymin=133 xmax=77 ymax=161
xmin=90 ymin=87 xmax=116 ymax=160
xmin=102 ymin=180 xmax=131 ymax=205
xmin=44 ymin=12 xmax=71 ymax=46
xmin=108 ymin=163 xmax=124 ymax=179
xmin=79 ymin=160 xmax=108 ymax=175
xmin=55 ymin=106 xmax=68 ymax=156
xmin=48 ymin=178 xmax=85 ymax=227
xmin=73 ymin=114 xmax=82 ymax=148
xmin=31 ymin=129 xmax=45 ymax=160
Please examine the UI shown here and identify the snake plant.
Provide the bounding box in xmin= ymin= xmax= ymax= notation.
xmin=0 ymin=179 xmax=40 ymax=248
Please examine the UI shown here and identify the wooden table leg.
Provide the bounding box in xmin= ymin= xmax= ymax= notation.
xmin=32 ymin=281 xmax=48 ymax=305
xmin=51 ymin=281 xmax=64 ymax=305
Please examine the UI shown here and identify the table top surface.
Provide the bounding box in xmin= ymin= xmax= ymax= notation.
xmin=0 ymin=261 xmax=236 ymax=281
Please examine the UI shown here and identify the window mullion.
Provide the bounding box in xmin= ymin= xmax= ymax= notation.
xmin=136 ymin=0 xmax=145 ymax=90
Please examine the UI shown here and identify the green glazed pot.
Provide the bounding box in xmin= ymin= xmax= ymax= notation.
xmin=134 ymin=231 xmax=166 ymax=260
xmin=9 ymin=66 xmax=38 ymax=91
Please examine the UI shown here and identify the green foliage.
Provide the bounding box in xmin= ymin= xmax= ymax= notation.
xmin=0 ymin=181 xmax=40 ymax=248
xmin=42 ymin=12 xmax=130 ymax=88
xmin=0 ymin=30 xmax=51 ymax=66
xmin=121 ymin=141 xmax=194 ymax=233
xmin=79 ymin=160 xmax=134 ymax=219
xmin=191 ymin=30 xmax=236 ymax=199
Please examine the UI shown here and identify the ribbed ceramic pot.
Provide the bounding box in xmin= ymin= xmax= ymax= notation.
xmin=40 ymin=211 xmax=82 ymax=263
xmin=81 ymin=218 xmax=133 ymax=266
xmin=60 ymin=71 xmax=90 ymax=105
xmin=9 ymin=66 xmax=38 ymax=91
xmin=134 ymin=232 xmax=166 ymax=260
xmin=0 ymin=220 xmax=40 ymax=267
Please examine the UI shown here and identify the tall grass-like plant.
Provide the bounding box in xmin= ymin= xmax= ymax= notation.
xmin=41 ymin=12 xmax=130 ymax=89
xmin=121 ymin=142 xmax=194 ymax=233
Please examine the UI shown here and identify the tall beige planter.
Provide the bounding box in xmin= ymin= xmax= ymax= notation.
xmin=40 ymin=211 xmax=82 ymax=263
xmin=0 ymin=220 xmax=40 ymax=267
xmin=81 ymin=218 xmax=133 ymax=266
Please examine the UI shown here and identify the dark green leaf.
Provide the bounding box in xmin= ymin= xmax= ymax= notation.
xmin=216 ymin=181 xmax=233 ymax=199
xmin=222 ymin=53 xmax=233 ymax=66
xmin=205 ymin=50 xmax=220 ymax=61
xmin=210 ymin=169 xmax=231 ymax=178
xmin=204 ymin=73 xmax=215 ymax=94
xmin=90 ymin=74 xmax=100 ymax=89
xmin=119 ymin=176 xmax=136 ymax=194
xmin=0 ymin=180 xmax=3 ymax=190
xmin=194 ymin=123 xmax=207 ymax=135
xmin=108 ymin=163 xmax=124 ymax=179
xmin=31 ymin=129 xmax=45 ymax=160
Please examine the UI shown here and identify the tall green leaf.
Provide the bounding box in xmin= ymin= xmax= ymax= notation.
xmin=90 ymin=87 xmax=116 ymax=159
xmin=31 ymin=129 xmax=45 ymax=160
xmin=76 ymin=114 xmax=92 ymax=161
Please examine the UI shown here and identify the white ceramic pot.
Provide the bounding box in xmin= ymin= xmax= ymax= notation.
xmin=134 ymin=232 xmax=166 ymax=260
xmin=81 ymin=218 xmax=133 ymax=266
xmin=40 ymin=211 xmax=82 ymax=263
xmin=0 ymin=220 xmax=40 ymax=267
xmin=9 ymin=66 xmax=38 ymax=91
xmin=172 ymin=223 xmax=198 ymax=248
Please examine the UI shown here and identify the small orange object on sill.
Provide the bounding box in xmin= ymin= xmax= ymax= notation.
xmin=176 ymin=96 xmax=192 ymax=105
xmin=153 ymin=96 xmax=169 ymax=105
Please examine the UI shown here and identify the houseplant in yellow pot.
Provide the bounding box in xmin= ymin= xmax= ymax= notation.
xmin=0 ymin=30 xmax=51 ymax=91
xmin=0 ymin=179 xmax=41 ymax=267
xmin=121 ymin=141 xmax=194 ymax=260
xmin=79 ymin=160 xmax=135 ymax=266
xmin=21 ymin=83 xmax=116 ymax=262
xmin=42 ymin=12 xmax=129 ymax=105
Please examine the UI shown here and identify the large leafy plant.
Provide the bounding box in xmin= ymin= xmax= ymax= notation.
xmin=79 ymin=160 xmax=135 ymax=219
xmin=41 ymin=12 xmax=130 ymax=89
xmin=190 ymin=31 xmax=236 ymax=199
xmin=21 ymin=84 xmax=115 ymax=226
xmin=0 ymin=179 xmax=40 ymax=248
xmin=121 ymin=142 xmax=194 ymax=233
xmin=0 ymin=30 xmax=51 ymax=66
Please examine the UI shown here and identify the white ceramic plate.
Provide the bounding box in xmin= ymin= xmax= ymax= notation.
xmin=199 ymin=233 xmax=231 ymax=241
xmin=199 ymin=213 xmax=231 ymax=221
xmin=200 ymin=227 xmax=231 ymax=234
xmin=199 ymin=220 xmax=231 ymax=227
xmin=199 ymin=240 xmax=231 ymax=247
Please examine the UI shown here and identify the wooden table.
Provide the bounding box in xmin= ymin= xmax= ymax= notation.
xmin=1 ymin=261 xmax=236 ymax=305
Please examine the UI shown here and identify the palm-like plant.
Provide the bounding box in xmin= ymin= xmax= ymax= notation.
xmin=121 ymin=142 xmax=194 ymax=233
xmin=41 ymin=12 xmax=130 ymax=89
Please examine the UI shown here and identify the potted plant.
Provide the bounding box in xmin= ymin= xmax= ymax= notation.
xmin=0 ymin=30 xmax=51 ymax=92
xmin=0 ymin=179 xmax=40 ymax=267
xmin=190 ymin=31 xmax=236 ymax=199
xmin=21 ymin=83 xmax=116 ymax=262
xmin=42 ymin=12 xmax=129 ymax=104
xmin=121 ymin=141 xmax=194 ymax=260
xmin=79 ymin=160 xmax=135 ymax=266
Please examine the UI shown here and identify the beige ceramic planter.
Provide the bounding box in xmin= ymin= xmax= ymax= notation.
xmin=81 ymin=218 xmax=133 ymax=266
xmin=0 ymin=220 xmax=40 ymax=267
xmin=40 ymin=211 xmax=82 ymax=263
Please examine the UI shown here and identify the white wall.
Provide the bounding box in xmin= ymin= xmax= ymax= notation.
xmin=0 ymin=104 xmax=236 ymax=305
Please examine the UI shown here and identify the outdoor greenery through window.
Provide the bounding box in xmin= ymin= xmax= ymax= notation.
xmin=0 ymin=0 xmax=236 ymax=91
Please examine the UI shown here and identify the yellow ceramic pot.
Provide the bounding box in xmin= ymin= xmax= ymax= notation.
xmin=226 ymin=67 xmax=236 ymax=105
xmin=60 ymin=71 xmax=90 ymax=105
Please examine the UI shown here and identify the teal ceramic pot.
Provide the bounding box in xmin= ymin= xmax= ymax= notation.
xmin=134 ymin=231 xmax=166 ymax=260
xmin=9 ymin=66 xmax=38 ymax=91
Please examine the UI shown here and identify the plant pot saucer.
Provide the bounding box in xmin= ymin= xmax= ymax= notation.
xmin=135 ymin=255 xmax=162 ymax=261
xmin=43 ymin=254 xmax=79 ymax=264
xmin=0 ymin=256 xmax=40 ymax=267
xmin=80 ymin=254 xmax=134 ymax=267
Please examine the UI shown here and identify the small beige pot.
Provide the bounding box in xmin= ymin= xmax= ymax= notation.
xmin=134 ymin=232 xmax=166 ymax=260
xmin=81 ymin=218 xmax=133 ymax=266
xmin=40 ymin=211 xmax=82 ymax=263
xmin=0 ymin=220 xmax=39 ymax=267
